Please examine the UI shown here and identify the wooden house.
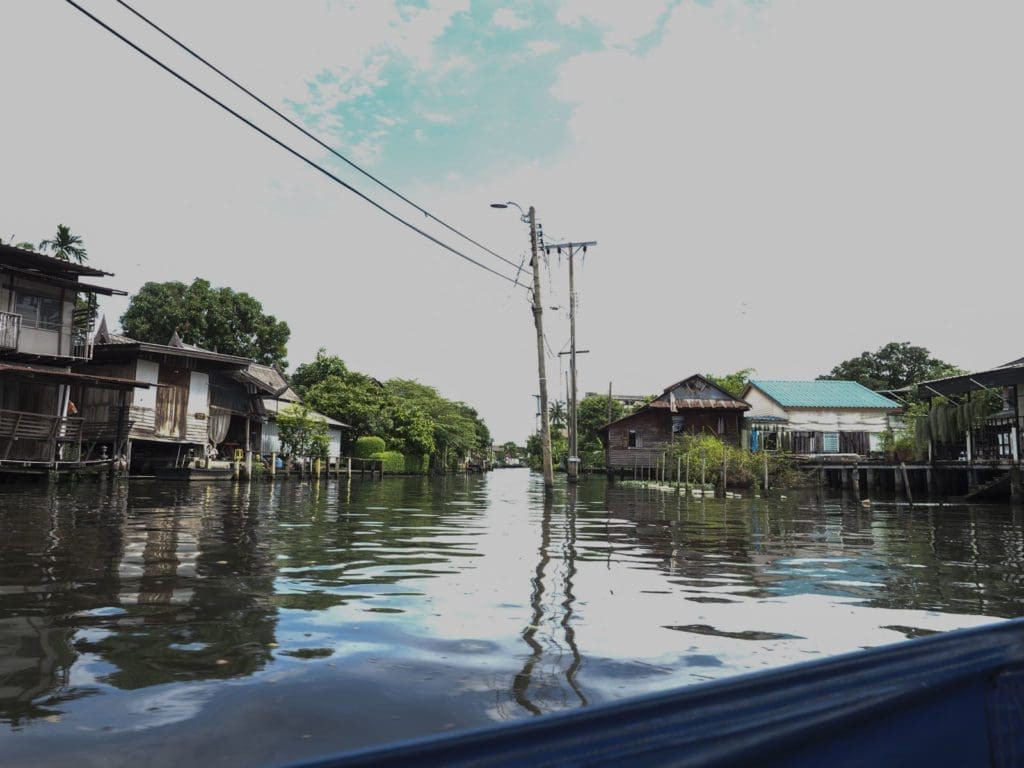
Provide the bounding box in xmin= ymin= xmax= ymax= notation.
xmin=0 ymin=244 xmax=151 ymax=472
xmin=598 ymin=375 xmax=750 ymax=470
xmin=85 ymin=322 xmax=257 ymax=473
xmin=741 ymin=380 xmax=900 ymax=456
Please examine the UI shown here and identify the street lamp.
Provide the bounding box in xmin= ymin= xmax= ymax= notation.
xmin=492 ymin=200 xmax=554 ymax=491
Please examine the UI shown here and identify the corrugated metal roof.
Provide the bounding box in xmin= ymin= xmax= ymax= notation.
xmin=748 ymin=380 xmax=900 ymax=409
xmin=648 ymin=399 xmax=747 ymax=410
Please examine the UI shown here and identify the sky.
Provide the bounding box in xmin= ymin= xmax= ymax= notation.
xmin=1 ymin=0 xmax=1021 ymax=443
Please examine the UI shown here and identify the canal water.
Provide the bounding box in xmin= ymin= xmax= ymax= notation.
xmin=2 ymin=469 xmax=1023 ymax=766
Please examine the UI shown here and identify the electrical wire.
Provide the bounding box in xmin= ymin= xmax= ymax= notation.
xmin=66 ymin=0 xmax=527 ymax=289
xmin=111 ymin=0 xmax=522 ymax=274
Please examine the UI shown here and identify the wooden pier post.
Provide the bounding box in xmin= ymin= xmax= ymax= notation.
xmin=865 ymin=467 xmax=875 ymax=495
xmin=851 ymin=464 xmax=860 ymax=500
xmin=701 ymin=456 xmax=706 ymax=489
xmin=347 ymin=456 xmax=352 ymax=479
xmin=894 ymin=467 xmax=903 ymax=499
xmin=762 ymin=452 xmax=769 ymax=497
xmin=676 ymin=456 xmax=682 ymax=490
xmin=900 ymin=462 xmax=914 ymax=506
xmin=270 ymin=452 xmax=277 ymax=478
xmin=1010 ymin=466 xmax=1024 ymax=505
xmin=721 ymin=445 xmax=727 ymax=496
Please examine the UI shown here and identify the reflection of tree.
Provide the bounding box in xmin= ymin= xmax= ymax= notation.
xmin=510 ymin=486 xmax=587 ymax=716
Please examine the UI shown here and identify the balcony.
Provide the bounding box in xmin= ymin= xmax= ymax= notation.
xmin=0 ymin=312 xmax=21 ymax=351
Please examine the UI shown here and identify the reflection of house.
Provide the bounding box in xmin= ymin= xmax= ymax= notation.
xmin=741 ymin=380 xmax=900 ymax=456
xmin=918 ymin=358 xmax=1023 ymax=463
xmin=598 ymin=375 xmax=750 ymax=470
xmin=87 ymin=321 xmax=256 ymax=473
xmin=0 ymin=244 xmax=150 ymax=472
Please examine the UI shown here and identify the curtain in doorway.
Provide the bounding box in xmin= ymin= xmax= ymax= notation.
xmin=208 ymin=408 xmax=231 ymax=445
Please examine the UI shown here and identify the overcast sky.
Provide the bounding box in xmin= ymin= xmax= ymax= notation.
xmin=2 ymin=1 xmax=1021 ymax=443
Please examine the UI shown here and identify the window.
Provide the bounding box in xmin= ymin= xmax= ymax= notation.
xmin=672 ymin=415 xmax=684 ymax=434
xmin=823 ymin=432 xmax=840 ymax=453
xmin=763 ymin=432 xmax=779 ymax=451
xmin=627 ymin=430 xmax=637 ymax=448
xmin=15 ymin=293 xmax=61 ymax=330
xmin=717 ymin=416 xmax=726 ymax=434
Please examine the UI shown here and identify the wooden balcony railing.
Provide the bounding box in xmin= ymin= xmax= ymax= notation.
xmin=0 ymin=312 xmax=21 ymax=351
xmin=0 ymin=409 xmax=84 ymax=464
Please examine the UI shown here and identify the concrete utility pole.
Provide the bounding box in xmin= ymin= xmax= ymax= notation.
xmin=528 ymin=207 xmax=555 ymax=490
xmin=549 ymin=240 xmax=596 ymax=484
xmin=495 ymin=201 xmax=553 ymax=489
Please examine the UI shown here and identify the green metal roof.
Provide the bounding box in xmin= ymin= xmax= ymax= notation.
xmin=748 ymin=380 xmax=900 ymax=409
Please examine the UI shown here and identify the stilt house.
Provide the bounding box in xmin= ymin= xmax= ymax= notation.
xmin=598 ymin=375 xmax=750 ymax=471
xmin=0 ymin=243 xmax=151 ymax=472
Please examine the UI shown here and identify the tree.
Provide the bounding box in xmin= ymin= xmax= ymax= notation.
xmin=120 ymin=279 xmax=290 ymax=367
xmin=706 ymin=368 xmax=755 ymax=398
xmin=548 ymin=400 xmax=567 ymax=432
xmin=819 ymin=342 xmax=962 ymax=391
xmin=577 ymin=393 xmax=625 ymax=451
xmin=276 ymin=403 xmax=329 ymax=460
xmin=38 ymin=224 xmax=87 ymax=264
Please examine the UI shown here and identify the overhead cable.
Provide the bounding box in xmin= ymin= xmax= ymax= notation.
xmin=112 ymin=0 xmax=521 ymax=273
xmin=66 ymin=0 xmax=527 ymax=289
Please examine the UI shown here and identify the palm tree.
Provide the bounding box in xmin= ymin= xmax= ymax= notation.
xmin=39 ymin=224 xmax=88 ymax=264
xmin=549 ymin=400 xmax=567 ymax=432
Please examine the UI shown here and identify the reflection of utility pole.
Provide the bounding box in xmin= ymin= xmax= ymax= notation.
xmin=550 ymin=241 xmax=596 ymax=484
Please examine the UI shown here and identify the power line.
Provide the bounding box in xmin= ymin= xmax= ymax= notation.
xmin=65 ymin=0 xmax=527 ymax=290
xmin=111 ymin=0 xmax=522 ymax=274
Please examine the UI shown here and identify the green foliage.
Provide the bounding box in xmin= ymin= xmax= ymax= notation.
xmin=819 ymin=342 xmax=962 ymax=391
xmin=578 ymin=393 xmax=625 ymax=445
xmin=705 ymin=368 xmax=755 ymax=398
xmin=661 ymin=433 xmax=798 ymax=490
xmin=290 ymin=352 xmax=490 ymax=469
xmin=38 ymin=224 xmax=87 ymax=264
xmin=404 ymin=454 xmax=430 ymax=474
xmin=354 ymin=436 xmax=386 ymax=458
xmin=371 ymin=451 xmax=406 ymax=474
xmin=276 ymin=404 xmax=329 ymax=459
xmin=548 ymin=400 xmax=567 ymax=431
xmin=121 ymin=278 xmax=290 ymax=367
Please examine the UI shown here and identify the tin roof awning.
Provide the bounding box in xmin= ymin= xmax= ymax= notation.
xmin=918 ymin=361 xmax=1024 ymax=398
xmin=0 ymin=362 xmax=154 ymax=389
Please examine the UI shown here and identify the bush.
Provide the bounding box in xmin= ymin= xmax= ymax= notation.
xmin=666 ymin=433 xmax=798 ymax=490
xmin=371 ymin=450 xmax=405 ymax=474
xmin=355 ymin=436 xmax=386 ymax=458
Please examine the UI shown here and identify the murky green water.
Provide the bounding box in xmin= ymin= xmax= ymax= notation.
xmin=1 ymin=469 xmax=1023 ymax=766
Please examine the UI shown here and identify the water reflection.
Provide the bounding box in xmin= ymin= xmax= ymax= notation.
xmin=1 ymin=473 xmax=1023 ymax=766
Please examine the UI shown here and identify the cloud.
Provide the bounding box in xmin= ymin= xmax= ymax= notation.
xmin=421 ymin=112 xmax=455 ymax=125
xmin=557 ymin=0 xmax=676 ymax=47
xmin=527 ymin=40 xmax=560 ymax=56
xmin=493 ymin=8 xmax=531 ymax=31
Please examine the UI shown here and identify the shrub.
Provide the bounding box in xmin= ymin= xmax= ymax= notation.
xmin=355 ymin=436 xmax=386 ymax=458
xmin=371 ymin=450 xmax=405 ymax=474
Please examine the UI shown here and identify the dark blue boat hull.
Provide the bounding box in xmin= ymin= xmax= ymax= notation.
xmin=288 ymin=618 xmax=1024 ymax=767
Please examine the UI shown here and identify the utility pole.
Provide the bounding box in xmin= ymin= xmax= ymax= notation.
xmin=529 ymin=207 xmax=554 ymax=490
xmin=549 ymin=240 xmax=596 ymax=484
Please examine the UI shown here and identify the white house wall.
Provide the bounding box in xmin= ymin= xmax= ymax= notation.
xmin=785 ymin=409 xmax=891 ymax=433
xmin=744 ymin=388 xmax=788 ymax=420
xmin=186 ymin=372 xmax=210 ymax=444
